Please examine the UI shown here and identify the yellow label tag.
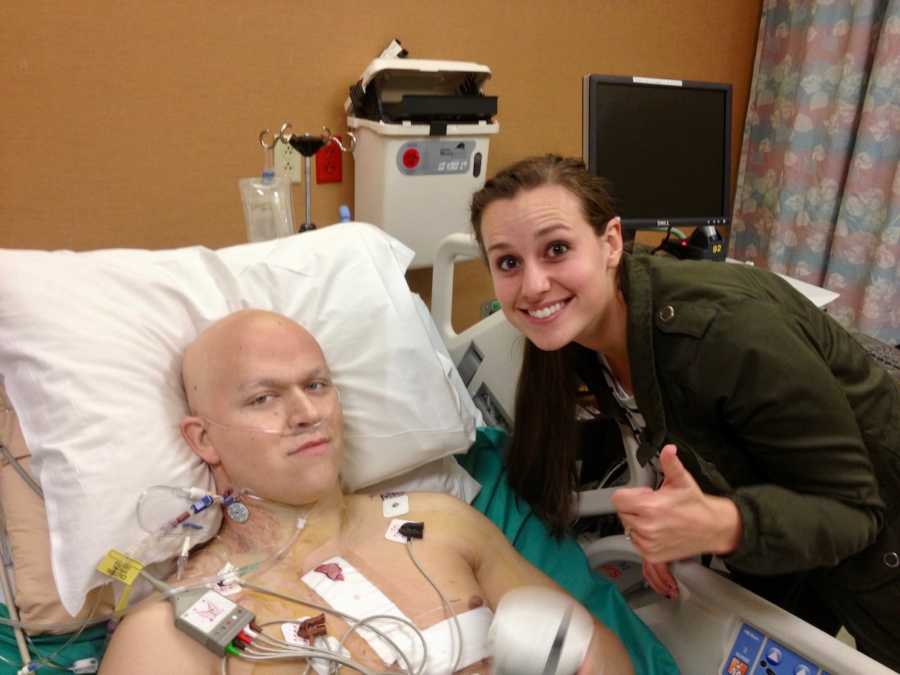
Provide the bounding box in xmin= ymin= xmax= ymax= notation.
xmin=97 ymin=550 xmax=144 ymax=585
xmin=115 ymin=584 xmax=134 ymax=616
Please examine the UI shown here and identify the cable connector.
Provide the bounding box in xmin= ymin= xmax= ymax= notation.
xmin=190 ymin=495 xmax=215 ymax=514
xmin=398 ymin=521 xmax=424 ymax=540
xmin=297 ymin=613 xmax=328 ymax=641
xmin=170 ymin=587 xmax=256 ymax=657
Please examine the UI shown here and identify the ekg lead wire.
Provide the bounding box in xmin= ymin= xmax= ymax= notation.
xmin=404 ymin=540 xmax=463 ymax=675
xmin=240 ymin=584 xmax=425 ymax=675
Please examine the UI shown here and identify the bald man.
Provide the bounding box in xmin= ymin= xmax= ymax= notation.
xmin=99 ymin=310 xmax=633 ymax=675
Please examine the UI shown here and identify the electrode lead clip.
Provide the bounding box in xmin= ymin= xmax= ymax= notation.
xmin=398 ymin=521 xmax=424 ymax=540
xmin=297 ymin=613 xmax=328 ymax=641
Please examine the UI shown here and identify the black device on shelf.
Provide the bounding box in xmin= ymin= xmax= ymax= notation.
xmin=659 ymin=225 xmax=727 ymax=261
xmin=582 ymin=74 xmax=732 ymax=253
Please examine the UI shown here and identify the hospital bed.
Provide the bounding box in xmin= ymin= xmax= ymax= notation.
xmin=431 ymin=232 xmax=899 ymax=675
xmin=0 ymin=224 xmax=672 ymax=675
xmin=0 ymin=223 xmax=895 ymax=675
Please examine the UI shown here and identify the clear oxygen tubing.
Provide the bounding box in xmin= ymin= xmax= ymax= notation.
xmin=195 ymin=378 xmax=340 ymax=438
xmin=200 ymin=417 xmax=323 ymax=438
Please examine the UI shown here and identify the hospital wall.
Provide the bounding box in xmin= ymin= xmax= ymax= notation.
xmin=0 ymin=1 xmax=762 ymax=331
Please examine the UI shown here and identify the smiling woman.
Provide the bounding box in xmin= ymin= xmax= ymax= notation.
xmin=468 ymin=155 xmax=900 ymax=670
xmin=478 ymin=184 xmax=625 ymax=356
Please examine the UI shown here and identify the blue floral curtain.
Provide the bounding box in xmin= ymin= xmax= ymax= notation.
xmin=731 ymin=0 xmax=900 ymax=343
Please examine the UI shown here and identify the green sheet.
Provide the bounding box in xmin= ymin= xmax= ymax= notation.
xmin=458 ymin=426 xmax=679 ymax=675
xmin=0 ymin=605 xmax=106 ymax=674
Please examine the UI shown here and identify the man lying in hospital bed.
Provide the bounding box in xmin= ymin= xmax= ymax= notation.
xmin=99 ymin=308 xmax=630 ymax=673
xmin=0 ymin=224 xmax=676 ymax=674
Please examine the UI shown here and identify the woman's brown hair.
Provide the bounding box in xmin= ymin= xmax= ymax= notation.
xmin=469 ymin=155 xmax=618 ymax=534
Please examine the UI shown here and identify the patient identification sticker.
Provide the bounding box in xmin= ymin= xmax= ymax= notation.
xmin=381 ymin=492 xmax=409 ymax=518
xmin=96 ymin=550 xmax=144 ymax=585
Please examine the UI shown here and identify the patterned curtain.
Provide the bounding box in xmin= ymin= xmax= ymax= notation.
xmin=731 ymin=0 xmax=900 ymax=344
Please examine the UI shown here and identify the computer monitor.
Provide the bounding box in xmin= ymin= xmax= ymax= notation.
xmin=582 ymin=74 xmax=732 ymax=234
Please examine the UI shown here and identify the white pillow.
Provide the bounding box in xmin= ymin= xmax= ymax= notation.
xmin=0 ymin=223 xmax=477 ymax=616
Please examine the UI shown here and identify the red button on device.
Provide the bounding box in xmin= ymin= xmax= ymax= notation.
xmin=402 ymin=148 xmax=420 ymax=169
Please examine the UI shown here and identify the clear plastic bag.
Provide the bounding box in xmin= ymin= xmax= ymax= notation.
xmin=239 ymin=174 xmax=294 ymax=242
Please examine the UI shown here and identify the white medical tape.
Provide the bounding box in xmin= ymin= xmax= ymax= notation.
xmin=419 ymin=606 xmax=494 ymax=674
xmin=301 ymin=556 xmax=416 ymax=666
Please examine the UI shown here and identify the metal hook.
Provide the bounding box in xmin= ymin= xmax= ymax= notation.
xmin=331 ymin=131 xmax=357 ymax=153
xmin=258 ymin=129 xmax=277 ymax=150
xmin=277 ymin=122 xmax=294 ymax=145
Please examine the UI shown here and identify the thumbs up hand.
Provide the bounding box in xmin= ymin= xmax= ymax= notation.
xmin=611 ymin=444 xmax=743 ymax=565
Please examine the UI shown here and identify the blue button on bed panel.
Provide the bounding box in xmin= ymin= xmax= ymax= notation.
xmin=722 ymin=623 xmax=765 ymax=675
xmin=754 ymin=639 xmax=820 ymax=675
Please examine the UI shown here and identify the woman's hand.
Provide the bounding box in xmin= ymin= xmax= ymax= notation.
xmin=611 ymin=444 xmax=742 ymax=563
xmin=642 ymin=559 xmax=678 ymax=599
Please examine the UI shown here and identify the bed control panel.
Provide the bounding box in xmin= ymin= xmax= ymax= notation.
xmin=722 ymin=624 xmax=828 ymax=675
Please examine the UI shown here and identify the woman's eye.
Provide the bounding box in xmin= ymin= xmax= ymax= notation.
xmin=547 ymin=242 xmax=569 ymax=257
xmin=496 ymin=256 xmax=519 ymax=272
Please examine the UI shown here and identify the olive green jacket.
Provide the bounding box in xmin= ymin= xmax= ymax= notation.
xmin=569 ymin=253 xmax=900 ymax=589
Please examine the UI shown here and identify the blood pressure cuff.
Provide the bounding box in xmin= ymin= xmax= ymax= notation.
xmin=458 ymin=426 xmax=680 ymax=675
xmin=0 ymin=604 xmax=107 ymax=673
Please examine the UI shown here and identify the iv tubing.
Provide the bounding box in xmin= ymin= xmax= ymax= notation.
xmin=0 ymin=492 xmax=299 ymax=634
xmin=0 ymin=540 xmax=30 ymax=667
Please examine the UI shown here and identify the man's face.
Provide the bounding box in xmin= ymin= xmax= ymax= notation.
xmin=200 ymin=316 xmax=344 ymax=505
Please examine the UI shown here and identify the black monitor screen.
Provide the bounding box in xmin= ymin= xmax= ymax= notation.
xmin=583 ymin=75 xmax=731 ymax=229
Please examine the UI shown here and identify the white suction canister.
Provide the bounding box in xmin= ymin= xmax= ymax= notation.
xmin=489 ymin=586 xmax=594 ymax=675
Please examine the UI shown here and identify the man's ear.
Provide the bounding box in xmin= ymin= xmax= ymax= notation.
xmin=604 ymin=216 xmax=624 ymax=267
xmin=180 ymin=416 xmax=221 ymax=466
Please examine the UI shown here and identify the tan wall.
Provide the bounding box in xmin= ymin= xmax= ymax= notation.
xmin=0 ymin=1 xmax=761 ymax=330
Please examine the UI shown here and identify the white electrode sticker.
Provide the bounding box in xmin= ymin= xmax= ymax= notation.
xmin=214 ymin=562 xmax=242 ymax=596
xmin=385 ymin=519 xmax=416 ymax=544
xmin=381 ymin=492 xmax=410 ymax=518
xmin=281 ymin=620 xmax=310 ymax=646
